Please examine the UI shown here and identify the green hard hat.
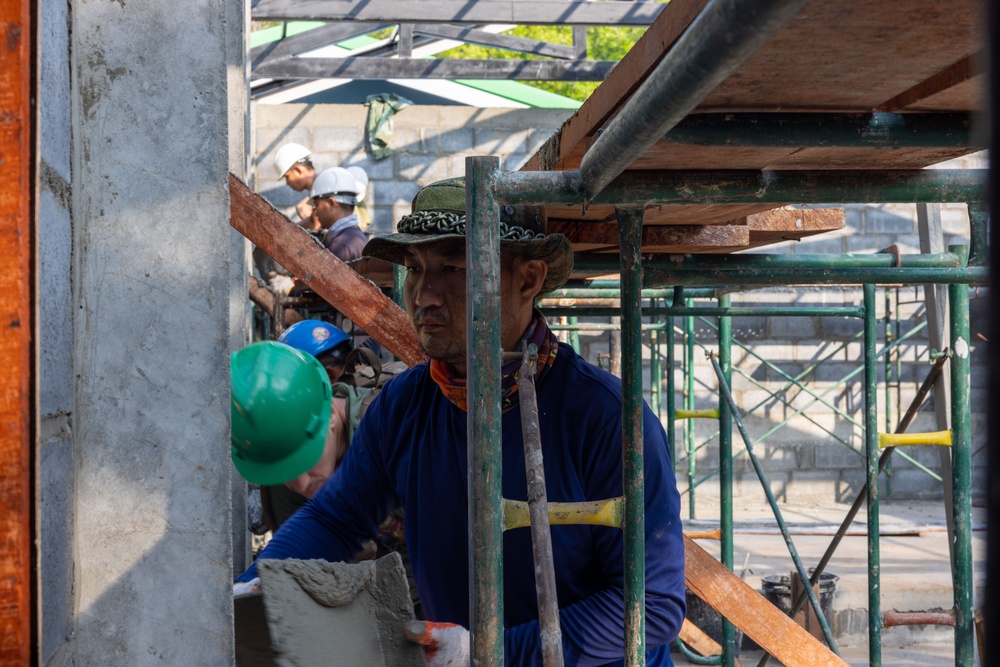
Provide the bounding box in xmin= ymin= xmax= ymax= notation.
xmin=230 ymin=341 xmax=332 ymax=486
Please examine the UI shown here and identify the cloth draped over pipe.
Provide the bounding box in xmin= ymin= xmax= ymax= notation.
xmin=365 ymin=93 xmax=413 ymax=160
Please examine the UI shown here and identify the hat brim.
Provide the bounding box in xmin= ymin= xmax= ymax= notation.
xmin=233 ymin=426 xmax=327 ymax=487
xmin=363 ymin=232 xmax=573 ymax=294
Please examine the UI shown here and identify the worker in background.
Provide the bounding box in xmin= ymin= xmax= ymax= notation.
xmin=250 ymin=320 xmax=355 ymax=532
xmin=273 ymin=142 xmax=320 ymax=230
xmin=311 ymin=166 xmax=369 ymax=262
xmin=235 ymin=178 xmax=685 ymax=666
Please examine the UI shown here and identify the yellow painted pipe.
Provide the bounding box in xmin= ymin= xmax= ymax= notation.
xmin=675 ymin=408 xmax=720 ymax=420
xmin=878 ymin=430 xmax=952 ymax=449
xmin=684 ymin=529 xmax=722 ymax=541
xmin=503 ymin=497 xmax=624 ymax=531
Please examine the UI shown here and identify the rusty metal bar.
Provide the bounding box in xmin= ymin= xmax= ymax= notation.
xmin=517 ymin=343 xmax=565 ymax=667
xmin=882 ymin=612 xmax=955 ymax=628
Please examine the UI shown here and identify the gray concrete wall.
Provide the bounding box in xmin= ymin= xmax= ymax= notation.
xmin=38 ymin=0 xmax=75 ymax=663
xmin=60 ymin=0 xmax=240 ymax=663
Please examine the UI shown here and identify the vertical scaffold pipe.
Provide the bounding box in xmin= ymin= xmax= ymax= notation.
xmin=863 ymin=284 xmax=882 ymax=667
xmin=948 ymin=259 xmax=974 ymax=666
xmin=466 ymin=156 xmax=505 ymax=666
xmin=666 ymin=313 xmax=677 ymax=468
xmin=616 ymin=206 xmax=647 ymax=667
xmin=685 ymin=313 xmax=696 ymax=518
xmin=717 ymin=293 xmax=735 ymax=667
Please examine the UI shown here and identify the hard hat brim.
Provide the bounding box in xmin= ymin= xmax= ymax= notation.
xmin=232 ymin=427 xmax=327 ymax=487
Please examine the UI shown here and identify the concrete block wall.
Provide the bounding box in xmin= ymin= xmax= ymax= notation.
xmin=252 ymin=104 xmax=574 ymax=234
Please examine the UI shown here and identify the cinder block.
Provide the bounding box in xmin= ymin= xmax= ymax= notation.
xmin=836 ymin=469 xmax=866 ymax=502
xmin=257 ymin=181 xmax=301 ymax=208
xmin=769 ymin=316 xmax=818 ymax=339
xmin=313 ymin=126 xmax=365 ymax=153
xmin=843 ymin=205 xmax=865 ymax=232
xmin=791 ymin=236 xmax=845 ymax=254
xmin=767 ymin=362 xmax=805 ymax=383
xmin=821 ymin=316 xmax=864 ymax=340
xmin=939 ymin=205 xmax=970 ymax=236
xmin=815 ymin=443 xmax=864 ymax=470
xmin=397 ymin=155 xmax=448 ymax=183
xmin=814 ymin=361 xmax=862 ymax=383
xmin=865 ymin=206 xmax=916 ymax=234
xmin=754 ymin=443 xmax=803 ymax=471
xmin=892 ymin=234 xmax=922 ymax=254
xmin=349 ymin=155 xmax=394 ymax=180
xmin=731 ymin=316 xmax=768 ymax=340
xmin=473 ymin=128 xmax=529 ymax=154
xmin=375 ymin=180 xmax=421 ymax=208
xmin=390 ymin=127 xmax=421 ymax=154
xmin=449 ymin=154 xmax=475 ymax=178
xmin=371 ymin=207 xmax=396 ymax=234
xmin=504 ymin=154 xmax=531 ymax=171
xmin=846 ymin=234 xmax=894 ymax=253
xmin=439 ymin=128 xmax=475 ymax=153
xmin=883 ymin=468 xmax=943 ymax=499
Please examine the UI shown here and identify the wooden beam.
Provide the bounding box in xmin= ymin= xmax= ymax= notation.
xmin=253 ymin=56 xmax=616 ymax=81
xmin=877 ymin=50 xmax=984 ymax=113
xmin=548 ymin=220 xmax=749 ymax=252
xmin=229 ymin=174 xmax=427 ymax=367
xmin=251 ymin=0 xmax=664 ymax=25
xmin=745 ymin=207 xmax=844 ymax=246
xmin=250 ymin=22 xmax=384 ymax=66
xmin=0 ymin=0 xmax=34 ymax=662
xmin=684 ymin=536 xmax=848 ymax=667
xmin=678 ymin=620 xmax=745 ymax=667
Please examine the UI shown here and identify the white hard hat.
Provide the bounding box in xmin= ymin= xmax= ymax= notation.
xmin=273 ymin=143 xmax=312 ymax=178
xmin=311 ymin=167 xmax=368 ymax=206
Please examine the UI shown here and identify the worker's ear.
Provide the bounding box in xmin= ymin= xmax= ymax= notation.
xmin=518 ymin=258 xmax=548 ymax=302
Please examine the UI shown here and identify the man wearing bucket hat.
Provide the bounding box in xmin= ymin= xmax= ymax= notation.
xmin=236 ymin=178 xmax=685 ymax=666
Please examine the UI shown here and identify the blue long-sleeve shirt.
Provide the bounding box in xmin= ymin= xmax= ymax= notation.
xmin=239 ymin=343 xmax=685 ymax=666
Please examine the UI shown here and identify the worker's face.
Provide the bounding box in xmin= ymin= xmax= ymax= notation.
xmin=403 ymin=240 xmax=469 ymax=370
xmin=402 ymin=239 xmax=545 ymax=375
xmin=284 ymin=415 xmax=343 ymax=498
xmin=313 ymin=197 xmax=343 ymax=229
xmin=284 ymin=164 xmax=314 ymax=192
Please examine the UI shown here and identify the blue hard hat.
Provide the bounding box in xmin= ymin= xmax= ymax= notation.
xmin=278 ymin=320 xmax=351 ymax=359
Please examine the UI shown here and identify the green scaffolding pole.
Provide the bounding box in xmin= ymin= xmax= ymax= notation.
xmin=949 ymin=266 xmax=974 ymax=666
xmin=617 ymin=206 xmax=647 ymax=667
xmin=863 ymin=284 xmax=882 ymax=667
xmin=717 ymin=293 xmax=736 ymax=667
xmin=466 ymin=156 xmax=504 ymax=666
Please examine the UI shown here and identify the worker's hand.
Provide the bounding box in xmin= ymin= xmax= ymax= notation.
xmin=403 ymin=620 xmax=469 ymax=666
xmin=295 ymin=199 xmax=314 ymax=222
xmin=232 ymin=577 xmax=261 ymax=597
xmin=268 ymin=272 xmax=295 ymax=295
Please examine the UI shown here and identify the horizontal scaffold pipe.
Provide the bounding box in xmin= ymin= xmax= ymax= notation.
xmin=664 ymin=112 xmax=979 ymax=148
xmin=540 ymin=306 xmax=865 ymax=318
xmin=578 ymin=0 xmax=811 ymax=199
xmin=597 ymin=251 xmax=963 ymax=270
xmin=496 ymin=169 xmax=987 ymax=206
xmin=633 ymin=267 xmax=986 ymax=287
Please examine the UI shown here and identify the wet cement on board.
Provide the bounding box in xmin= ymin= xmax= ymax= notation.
xmin=255 ymin=553 xmax=425 ymax=667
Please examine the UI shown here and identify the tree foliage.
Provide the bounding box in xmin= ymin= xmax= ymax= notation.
xmin=437 ymin=24 xmax=649 ymax=102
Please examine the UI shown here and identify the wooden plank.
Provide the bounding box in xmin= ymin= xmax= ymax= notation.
xmin=0 ymin=0 xmax=33 ymax=662
xmin=684 ymin=536 xmax=848 ymax=667
xmin=678 ymin=620 xmax=746 ymax=667
xmin=547 ymin=220 xmax=749 ymax=252
xmin=229 ymin=174 xmax=428 ymax=367
xmin=522 ymin=0 xmax=710 ymax=172
xmin=877 ymin=51 xmax=984 ymax=112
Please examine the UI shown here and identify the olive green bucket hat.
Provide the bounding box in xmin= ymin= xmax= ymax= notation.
xmin=363 ymin=177 xmax=573 ymax=294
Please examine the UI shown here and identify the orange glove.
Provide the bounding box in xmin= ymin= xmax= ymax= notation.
xmin=403 ymin=620 xmax=470 ymax=666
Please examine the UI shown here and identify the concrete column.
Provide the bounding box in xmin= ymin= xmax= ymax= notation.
xmin=70 ymin=0 xmax=237 ymax=663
